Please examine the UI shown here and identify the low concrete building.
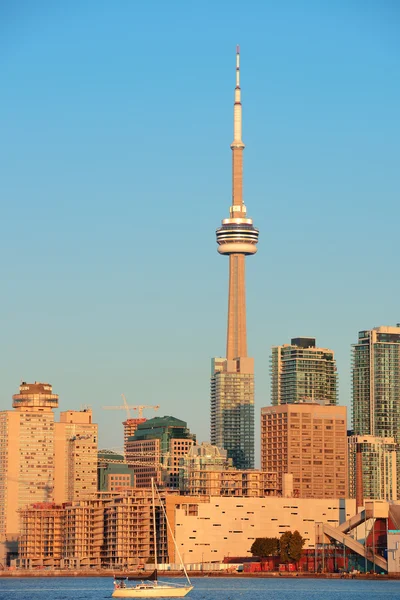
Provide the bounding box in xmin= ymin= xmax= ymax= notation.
xmin=168 ymin=495 xmax=356 ymax=563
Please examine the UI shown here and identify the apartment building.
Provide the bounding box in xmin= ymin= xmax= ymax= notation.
xmin=271 ymin=338 xmax=338 ymax=406
xmin=348 ymin=434 xmax=397 ymax=501
xmin=0 ymin=382 xmax=59 ymax=565
xmin=352 ymin=325 xmax=400 ymax=497
xmin=261 ymin=403 xmax=348 ymax=498
xmin=54 ymin=409 xmax=98 ymax=503
xmin=18 ymin=489 xmax=166 ymax=570
xmin=18 ymin=503 xmax=64 ymax=569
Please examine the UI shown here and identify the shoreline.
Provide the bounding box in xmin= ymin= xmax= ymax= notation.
xmin=0 ymin=570 xmax=398 ymax=580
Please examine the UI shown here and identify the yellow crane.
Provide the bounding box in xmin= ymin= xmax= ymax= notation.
xmin=102 ymin=394 xmax=160 ymax=420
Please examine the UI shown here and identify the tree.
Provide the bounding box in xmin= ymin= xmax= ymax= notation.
xmin=279 ymin=531 xmax=292 ymax=563
xmin=279 ymin=531 xmax=306 ymax=565
xmin=289 ymin=530 xmax=305 ymax=565
xmin=250 ymin=537 xmax=279 ymax=558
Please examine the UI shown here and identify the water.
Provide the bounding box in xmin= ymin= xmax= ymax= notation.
xmin=0 ymin=577 xmax=398 ymax=600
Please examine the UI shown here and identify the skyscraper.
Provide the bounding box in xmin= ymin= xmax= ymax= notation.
xmin=271 ymin=337 xmax=338 ymax=406
xmin=0 ymin=382 xmax=59 ymax=565
xmin=211 ymin=47 xmax=259 ymax=469
xmin=352 ymin=325 xmax=400 ymax=496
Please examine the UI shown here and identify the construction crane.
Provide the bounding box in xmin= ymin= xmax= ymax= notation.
xmin=102 ymin=394 xmax=160 ymax=419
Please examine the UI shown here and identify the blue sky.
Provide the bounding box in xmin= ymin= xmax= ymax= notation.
xmin=1 ymin=1 xmax=399 ymax=461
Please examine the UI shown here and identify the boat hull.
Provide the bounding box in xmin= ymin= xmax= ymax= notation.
xmin=112 ymin=585 xmax=193 ymax=598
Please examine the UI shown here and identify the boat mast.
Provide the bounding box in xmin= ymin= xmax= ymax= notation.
xmin=151 ymin=478 xmax=158 ymax=569
xmin=155 ymin=483 xmax=192 ymax=585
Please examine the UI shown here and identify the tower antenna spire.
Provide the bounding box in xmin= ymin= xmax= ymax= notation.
xmin=233 ymin=45 xmax=242 ymax=146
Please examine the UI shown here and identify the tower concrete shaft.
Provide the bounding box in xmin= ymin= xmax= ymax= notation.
xmin=216 ymin=46 xmax=259 ymax=360
xmin=227 ymin=254 xmax=247 ymax=359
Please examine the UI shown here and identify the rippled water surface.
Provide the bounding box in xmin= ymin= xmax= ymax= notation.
xmin=0 ymin=576 xmax=399 ymax=600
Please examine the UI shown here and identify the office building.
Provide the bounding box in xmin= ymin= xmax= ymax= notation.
xmin=348 ymin=434 xmax=397 ymax=501
xmin=352 ymin=325 xmax=400 ymax=496
xmin=261 ymin=403 xmax=348 ymax=498
xmin=98 ymin=450 xmax=134 ymax=492
xmin=271 ymin=337 xmax=338 ymax=406
xmin=211 ymin=47 xmax=259 ymax=469
xmin=125 ymin=416 xmax=195 ymax=488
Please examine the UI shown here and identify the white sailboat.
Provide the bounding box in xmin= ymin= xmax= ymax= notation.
xmin=112 ymin=480 xmax=193 ymax=598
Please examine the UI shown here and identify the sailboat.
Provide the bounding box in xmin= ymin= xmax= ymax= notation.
xmin=112 ymin=479 xmax=193 ymax=598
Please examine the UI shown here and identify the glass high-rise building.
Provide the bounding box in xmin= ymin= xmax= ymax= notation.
xmin=352 ymin=325 xmax=400 ymax=497
xmin=211 ymin=357 xmax=255 ymax=469
xmin=270 ymin=337 xmax=338 ymax=406
xmin=348 ymin=434 xmax=397 ymax=501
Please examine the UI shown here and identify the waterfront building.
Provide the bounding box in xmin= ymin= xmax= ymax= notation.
xmin=348 ymin=434 xmax=397 ymax=501
xmin=18 ymin=489 xmax=167 ymax=570
xmin=261 ymin=403 xmax=348 ymax=498
xmin=125 ymin=416 xmax=195 ymax=488
xmin=271 ymin=337 xmax=338 ymax=406
xmin=18 ymin=503 xmax=64 ymax=569
xmin=18 ymin=490 xmax=358 ymax=567
xmin=352 ymin=325 xmax=400 ymax=496
xmin=168 ymin=495 xmax=357 ymax=564
xmin=211 ymin=47 xmax=259 ymax=469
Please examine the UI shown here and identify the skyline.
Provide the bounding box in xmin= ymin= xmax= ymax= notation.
xmin=1 ymin=2 xmax=399 ymax=457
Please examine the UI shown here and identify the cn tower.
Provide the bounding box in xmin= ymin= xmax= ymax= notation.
xmin=211 ymin=47 xmax=258 ymax=470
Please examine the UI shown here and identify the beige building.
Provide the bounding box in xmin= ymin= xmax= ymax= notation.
xmin=0 ymin=382 xmax=98 ymax=566
xmin=19 ymin=492 xmax=356 ymax=568
xmin=261 ymin=403 xmax=348 ymax=498
xmin=18 ymin=489 xmax=161 ymax=570
xmin=0 ymin=382 xmax=59 ymax=564
xmin=19 ymin=503 xmax=64 ymax=569
xmin=168 ymin=495 xmax=356 ymax=564
xmin=54 ymin=409 xmax=98 ymax=503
